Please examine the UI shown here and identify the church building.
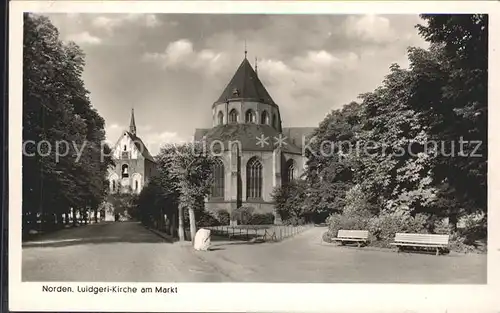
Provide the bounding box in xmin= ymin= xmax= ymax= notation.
xmin=108 ymin=109 xmax=156 ymax=195
xmin=194 ymin=54 xmax=315 ymax=224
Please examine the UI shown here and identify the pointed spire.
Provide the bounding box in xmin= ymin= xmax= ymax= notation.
xmin=129 ymin=108 xmax=137 ymax=135
xmin=255 ymin=57 xmax=258 ymax=77
xmin=244 ymin=39 xmax=247 ymax=59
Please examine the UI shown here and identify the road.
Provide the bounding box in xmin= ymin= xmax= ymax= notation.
xmin=22 ymin=221 xmax=231 ymax=282
xmin=22 ymin=221 xmax=487 ymax=283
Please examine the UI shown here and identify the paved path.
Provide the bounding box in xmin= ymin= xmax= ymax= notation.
xmin=22 ymin=221 xmax=231 ymax=282
xmin=198 ymin=227 xmax=487 ymax=283
xmin=23 ymin=222 xmax=486 ymax=284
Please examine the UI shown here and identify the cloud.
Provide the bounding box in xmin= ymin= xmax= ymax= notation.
xmin=344 ymin=14 xmax=397 ymax=44
xmin=142 ymin=39 xmax=226 ymax=76
xmin=65 ymin=31 xmax=102 ymax=45
xmin=145 ymin=14 xmax=162 ymax=28
xmin=91 ymin=14 xmax=162 ymax=33
xmin=43 ymin=13 xmax=429 ymax=141
xmin=105 ymin=121 xmax=187 ymax=156
xmin=91 ymin=16 xmax=122 ymax=32
xmin=140 ymin=131 xmax=188 ymax=156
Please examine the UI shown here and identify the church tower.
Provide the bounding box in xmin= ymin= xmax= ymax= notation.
xmin=107 ymin=109 xmax=156 ymax=196
xmin=211 ymin=55 xmax=283 ymax=132
xmin=194 ymin=52 xmax=314 ymax=225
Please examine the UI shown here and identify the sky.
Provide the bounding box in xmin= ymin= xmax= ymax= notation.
xmin=45 ymin=13 xmax=429 ymax=155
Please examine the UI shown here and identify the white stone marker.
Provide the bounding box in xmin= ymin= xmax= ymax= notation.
xmin=193 ymin=228 xmax=211 ymax=251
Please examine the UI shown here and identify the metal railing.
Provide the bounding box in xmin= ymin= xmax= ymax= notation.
xmin=205 ymin=224 xmax=313 ymax=242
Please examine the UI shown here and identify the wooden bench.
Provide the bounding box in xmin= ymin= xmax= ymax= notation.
xmin=390 ymin=233 xmax=450 ymax=256
xmin=331 ymin=230 xmax=369 ymax=247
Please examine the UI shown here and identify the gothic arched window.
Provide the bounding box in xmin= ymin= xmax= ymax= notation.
xmin=261 ymin=111 xmax=269 ymax=125
xmin=229 ymin=109 xmax=239 ymax=124
xmin=112 ymin=180 xmax=116 ymax=192
xmin=285 ymin=159 xmax=296 ymax=184
xmin=246 ymin=157 xmax=263 ymax=199
xmin=272 ymin=114 xmax=277 ymax=129
xmin=245 ymin=109 xmax=256 ymax=123
xmin=122 ymin=164 xmax=129 ymax=178
xmin=217 ymin=111 xmax=224 ymax=125
xmin=210 ymin=158 xmax=225 ymax=198
xmin=135 ymin=181 xmax=138 ymax=191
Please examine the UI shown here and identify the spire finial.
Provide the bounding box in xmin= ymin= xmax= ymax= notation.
xmin=129 ymin=107 xmax=137 ymax=135
xmin=244 ymin=39 xmax=247 ymax=59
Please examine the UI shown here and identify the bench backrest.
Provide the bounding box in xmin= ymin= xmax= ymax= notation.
xmin=394 ymin=233 xmax=449 ymax=245
xmin=337 ymin=229 xmax=369 ymax=239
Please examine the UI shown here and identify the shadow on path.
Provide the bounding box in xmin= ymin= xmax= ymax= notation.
xmin=23 ymin=221 xmax=172 ymax=248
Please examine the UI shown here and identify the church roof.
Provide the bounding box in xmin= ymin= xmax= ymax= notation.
xmin=124 ymin=131 xmax=155 ymax=162
xmin=215 ymin=58 xmax=277 ymax=106
xmin=282 ymin=127 xmax=317 ymax=147
xmin=194 ymin=124 xmax=303 ymax=154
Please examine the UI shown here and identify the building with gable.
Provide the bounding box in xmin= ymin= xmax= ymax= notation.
xmin=107 ymin=109 xmax=156 ymax=195
xmin=194 ymin=55 xmax=315 ymax=224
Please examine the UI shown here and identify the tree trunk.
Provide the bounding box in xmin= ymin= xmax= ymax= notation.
xmin=170 ymin=211 xmax=176 ymax=237
xmin=178 ymin=206 xmax=185 ymax=241
xmin=449 ymin=213 xmax=458 ymax=233
xmin=65 ymin=212 xmax=69 ymax=225
xmin=58 ymin=213 xmax=64 ymax=229
xmin=72 ymin=208 xmax=77 ymax=226
xmin=163 ymin=214 xmax=168 ymax=233
xmin=189 ymin=207 xmax=196 ymax=244
xmin=94 ymin=208 xmax=98 ymax=223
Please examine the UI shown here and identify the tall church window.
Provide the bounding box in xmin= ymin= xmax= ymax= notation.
xmin=135 ymin=181 xmax=138 ymax=191
xmin=272 ymin=114 xmax=277 ymax=129
xmin=210 ymin=158 xmax=225 ymax=198
xmin=245 ymin=109 xmax=256 ymax=123
xmin=285 ymin=159 xmax=296 ymax=184
xmin=246 ymin=157 xmax=263 ymax=199
xmin=261 ymin=111 xmax=269 ymax=125
xmin=122 ymin=164 xmax=129 ymax=178
xmin=217 ymin=111 xmax=224 ymax=125
xmin=229 ymin=109 xmax=239 ymax=124
xmin=112 ymin=180 xmax=116 ymax=192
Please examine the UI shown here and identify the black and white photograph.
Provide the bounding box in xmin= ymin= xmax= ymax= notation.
xmin=8 ymin=1 xmax=499 ymax=312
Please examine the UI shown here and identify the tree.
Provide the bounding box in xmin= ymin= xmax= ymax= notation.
xmin=303 ymin=102 xmax=364 ymax=219
xmin=272 ymin=180 xmax=308 ymax=224
xmin=23 ymin=13 xmax=112 ymax=234
xmin=304 ymin=14 xmax=487 ymax=241
xmin=168 ymin=143 xmax=214 ymax=242
xmin=415 ymin=14 xmax=488 ymax=227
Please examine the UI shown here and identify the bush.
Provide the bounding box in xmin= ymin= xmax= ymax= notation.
xmin=215 ymin=209 xmax=230 ymax=225
xmin=368 ymin=213 xmax=427 ymax=247
xmin=449 ymin=233 xmax=477 ymax=254
xmin=248 ymin=213 xmax=275 ymax=225
xmin=327 ymin=211 xmax=429 ymax=248
xmin=322 ymin=230 xmax=334 ymax=243
xmin=282 ymin=216 xmax=306 ymax=226
xmin=432 ymin=218 xmax=451 ymax=234
xmin=458 ymin=212 xmax=487 ymax=244
xmin=326 ymin=213 xmax=370 ymax=240
xmin=196 ymin=210 xmax=221 ymax=227
xmin=232 ymin=206 xmax=255 ymax=225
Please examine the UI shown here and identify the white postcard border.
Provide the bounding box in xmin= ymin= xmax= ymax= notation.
xmin=9 ymin=1 xmax=500 ymax=312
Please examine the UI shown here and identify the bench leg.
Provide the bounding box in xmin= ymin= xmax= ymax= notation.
xmin=357 ymin=242 xmax=361 ymax=248
xmin=436 ymin=247 xmax=440 ymax=256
